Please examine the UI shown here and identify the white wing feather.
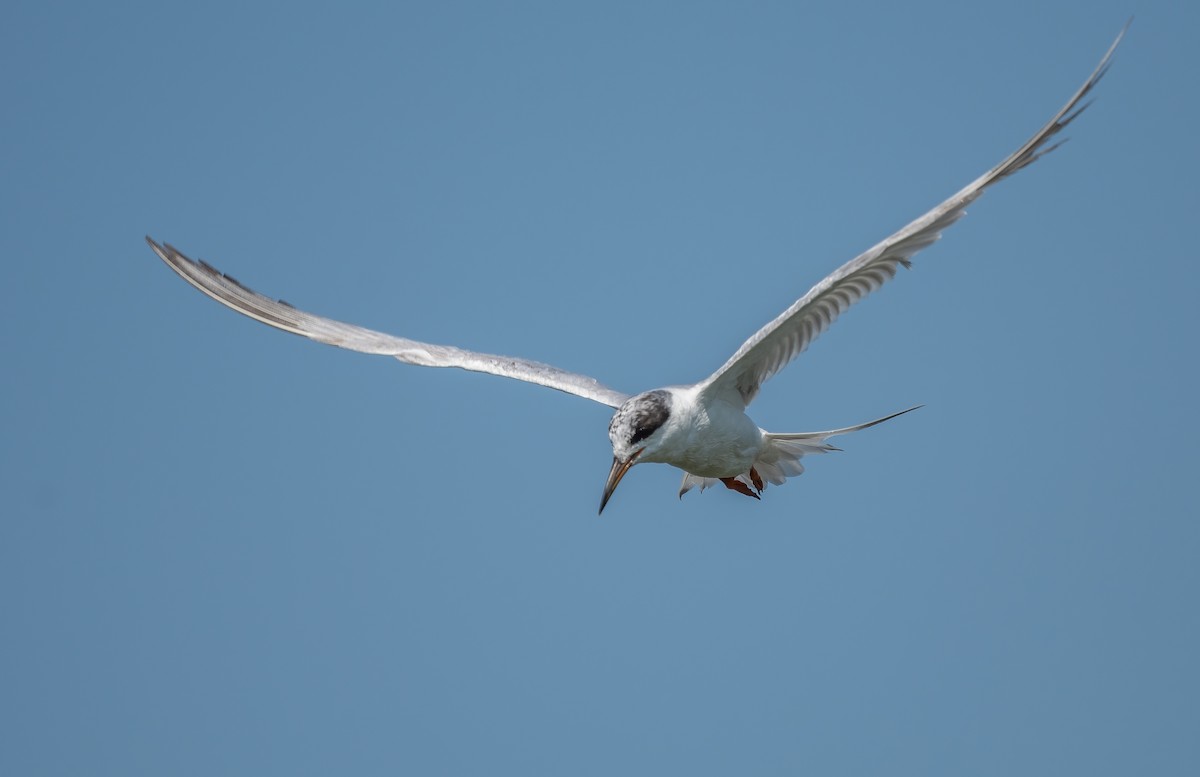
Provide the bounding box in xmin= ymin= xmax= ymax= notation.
xmin=147 ymin=238 xmax=630 ymax=408
xmin=699 ymin=25 xmax=1126 ymax=407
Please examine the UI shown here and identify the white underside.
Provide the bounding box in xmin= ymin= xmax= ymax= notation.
xmin=674 ymin=404 xmax=921 ymax=499
xmin=637 ymin=387 xmax=764 ymax=476
xmin=677 ymin=433 xmax=839 ymax=497
xmin=625 ymin=387 xmax=918 ymax=501
xmin=638 ymin=387 xmax=836 ymax=497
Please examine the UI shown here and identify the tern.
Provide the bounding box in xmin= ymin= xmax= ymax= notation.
xmin=148 ymin=27 xmax=1124 ymax=513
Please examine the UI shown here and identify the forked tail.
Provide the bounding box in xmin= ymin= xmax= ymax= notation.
xmin=678 ymin=405 xmax=922 ymax=498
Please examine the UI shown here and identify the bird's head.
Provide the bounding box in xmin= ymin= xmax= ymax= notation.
xmin=599 ymin=389 xmax=674 ymax=514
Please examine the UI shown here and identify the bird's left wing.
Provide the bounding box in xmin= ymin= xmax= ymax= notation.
xmin=698 ymin=25 xmax=1126 ymax=407
xmin=147 ymin=238 xmax=630 ymax=408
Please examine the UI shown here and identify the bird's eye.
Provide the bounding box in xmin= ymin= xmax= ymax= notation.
xmin=630 ymin=425 xmax=655 ymax=445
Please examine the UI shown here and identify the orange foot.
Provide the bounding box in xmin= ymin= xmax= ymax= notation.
xmin=720 ymin=476 xmax=761 ymax=500
xmin=749 ymin=467 xmax=764 ymax=494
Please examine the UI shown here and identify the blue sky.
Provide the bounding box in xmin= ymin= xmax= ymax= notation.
xmin=3 ymin=1 xmax=1197 ymax=775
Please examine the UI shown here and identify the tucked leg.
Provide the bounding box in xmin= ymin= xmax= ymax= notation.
xmin=749 ymin=467 xmax=764 ymax=494
xmin=720 ymin=477 xmax=761 ymax=500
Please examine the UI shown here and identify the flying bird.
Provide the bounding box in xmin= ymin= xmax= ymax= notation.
xmin=148 ymin=27 xmax=1125 ymax=513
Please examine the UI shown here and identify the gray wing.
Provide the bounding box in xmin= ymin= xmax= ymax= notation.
xmin=147 ymin=238 xmax=630 ymax=408
xmin=698 ymin=24 xmax=1126 ymax=407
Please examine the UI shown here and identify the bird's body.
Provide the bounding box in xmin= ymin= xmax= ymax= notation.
xmin=601 ymin=385 xmax=920 ymax=511
xmin=619 ymin=387 xmax=762 ymax=478
xmin=147 ymin=26 xmax=1126 ymax=513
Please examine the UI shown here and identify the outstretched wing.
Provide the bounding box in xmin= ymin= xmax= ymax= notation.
xmin=699 ymin=24 xmax=1126 ymax=407
xmin=147 ymin=238 xmax=630 ymax=408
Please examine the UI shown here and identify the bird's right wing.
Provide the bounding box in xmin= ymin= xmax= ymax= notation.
xmin=147 ymin=238 xmax=631 ymax=408
xmin=697 ymin=24 xmax=1126 ymax=407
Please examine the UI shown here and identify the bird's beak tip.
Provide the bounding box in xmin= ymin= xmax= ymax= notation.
xmin=598 ymin=451 xmax=640 ymax=516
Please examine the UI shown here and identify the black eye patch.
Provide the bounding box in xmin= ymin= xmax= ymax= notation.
xmin=626 ymin=390 xmax=671 ymax=445
xmin=630 ymin=423 xmax=657 ymax=445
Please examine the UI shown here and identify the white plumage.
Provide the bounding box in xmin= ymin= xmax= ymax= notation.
xmin=147 ymin=25 xmax=1126 ymax=513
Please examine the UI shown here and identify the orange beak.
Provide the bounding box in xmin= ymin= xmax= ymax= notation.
xmin=598 ymin=449 xmax=643 ymax=515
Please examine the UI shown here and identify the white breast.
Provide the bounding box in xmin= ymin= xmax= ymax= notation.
xmin=645 ymin=386 xmax=764 ymax=478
